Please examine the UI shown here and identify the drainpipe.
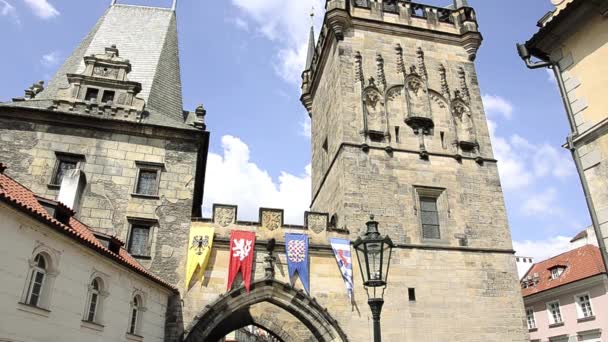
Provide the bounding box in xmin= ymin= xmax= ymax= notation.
xmin=516 ymin=43 xmax=608 ymax=270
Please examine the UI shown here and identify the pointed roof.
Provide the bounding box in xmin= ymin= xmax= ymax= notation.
xmin=29 ymin=4 xmax=187 ymax=129
xmin=305 ymin=24 xmax=315 ymax=71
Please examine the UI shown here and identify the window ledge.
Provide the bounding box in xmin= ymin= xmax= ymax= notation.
xmin=549 ymin=322 xmax=565 ymax=328
xmin=577 ymin=316 xmax=595 ymax=323
xmin=17 ymin=302 xmax=50 ymax=317
xmin=47 ymin=184 xmax=61 ymax=190
xmin=126 ymin=333 xmax=144 ymax=342
xmin=131 ymin=255 xmax=152 ymax=260
xmin=528 ymin=328 xmax=538 ymax=332
xmin=420 ymin=238 xmax=450 ymax=245
xmin=131 ymin=193 xmax=160 ymax=200
xmin=81 ymin=320 xmax=105 ymax=332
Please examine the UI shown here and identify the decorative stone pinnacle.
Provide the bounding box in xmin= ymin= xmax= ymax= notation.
xmin=195 ymin=104 xmax=206 ymax=117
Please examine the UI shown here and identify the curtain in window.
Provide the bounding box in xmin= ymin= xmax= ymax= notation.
xmin=136 ymin=171 xmax=157 ymax=195
xmin=55 ymin=160 xmax=78 ymax=185
xmin=129 ymin=226 xmax=150 ymax=256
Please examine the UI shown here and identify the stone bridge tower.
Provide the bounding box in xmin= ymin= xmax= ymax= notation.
xmin=299 ymin=0 xmax=529 ymax=339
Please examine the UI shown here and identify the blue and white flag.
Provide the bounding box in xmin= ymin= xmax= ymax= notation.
xmin=285 ymin=233 xmax=310 ymax=294
xmin=330 ymin=238 xmax=353 ymax=299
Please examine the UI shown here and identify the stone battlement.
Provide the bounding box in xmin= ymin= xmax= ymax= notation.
xmin=196 ymin=204 xmax=349 ymax=236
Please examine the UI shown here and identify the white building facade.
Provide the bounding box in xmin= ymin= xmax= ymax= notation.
xmin=0 ymin=169 xmax=174 ymax=342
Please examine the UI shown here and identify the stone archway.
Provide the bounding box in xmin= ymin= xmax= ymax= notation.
xmin=184 ymin=279 xmax=349 ymax=342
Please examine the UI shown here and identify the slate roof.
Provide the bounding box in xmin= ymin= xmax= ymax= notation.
xmin=1 ymin=4 xmax=192 ymax=131
xmin=522 ymin=245 xmax=606 ymax=297
xmin=570 ymin=229 xmax=588 ymax=243
xmin=0 ymin=167 xmax=177 ymax=292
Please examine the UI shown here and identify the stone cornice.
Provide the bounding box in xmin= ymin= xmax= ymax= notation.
xmin=0 ymin=106 xmax=205 ymax=142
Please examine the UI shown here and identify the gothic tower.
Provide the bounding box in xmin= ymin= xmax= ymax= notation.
xmin=0 ymin=2 xmax=209 ymax=285
xmin=301 ymin=0 xmax=528 ymax=339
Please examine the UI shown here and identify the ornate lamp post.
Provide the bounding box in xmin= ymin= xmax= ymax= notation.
xmin=353 ymin=215 xmax=394 ymax=342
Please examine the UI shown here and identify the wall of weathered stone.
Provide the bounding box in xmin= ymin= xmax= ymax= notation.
xmin=301 ymin=2 xmax=529 ymax=341
xmin=0 ymin=114 xmax=200 ymax=284
xmin=181 ymin=216 xmax=527 ymax=341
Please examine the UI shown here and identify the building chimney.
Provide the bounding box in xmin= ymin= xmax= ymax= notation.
xmin=57 ymin=169 xmax=87 ymax=211
xmin=0 ymin=163 xmax=6 ymax=174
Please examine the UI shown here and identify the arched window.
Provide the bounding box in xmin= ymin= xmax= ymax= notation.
xmin=129 ymin=295 xmax=141 ymax=335
xmin=85 ymin=278 xmax=101 ymax=323
xmin=26 ymin=254 xmax=47 ymax=307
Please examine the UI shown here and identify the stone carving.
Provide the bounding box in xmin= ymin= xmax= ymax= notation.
xmin=261 ymin=210 xmax=282 ymax=231
xmin=306 ymin=213 xmax=327 ymax=234
xmin=354 ymin=52 xmax=364 ymax=84
xmin=376 ymin=53 xmax=386 ymax=89
xmin=452 ymin=100 xmax=477 ymax=150
xmin=363 ymin=78 xmax=387 ymax=135
xmin=458 ymin=67 xmax=470 ymax=101
xmin=93 ymin=66 xmax=119 ymax=79
xmin=405 ymin=75 xmax=430 ymax=120
xmin=416 ymin=47 xmax=427 ymax=80
xmin=214 ymin=207 xmax=236 ymax=227
xmin=395 ymin=44 xmax=405 ymax=74
xmin=439 ymin=64 xmax=450 ymax=96
xmin=24 ymin=81 xmax=45 ymax=100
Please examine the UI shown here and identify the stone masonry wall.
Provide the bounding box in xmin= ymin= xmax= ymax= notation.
xmin=0 ymin=115 xmax=199 ymax=284
xmin=303 ymin=3 xmax=528 ymax=341
xmin=182 ymin=217 xmax=528 ymax=341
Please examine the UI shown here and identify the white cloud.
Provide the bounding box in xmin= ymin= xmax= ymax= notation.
xmin=299 ymin=112 xmax=311 ymax=138
xmin=22 ymin=0 xmax=59 ymax=19
xmin=521 ymin=187 xmax=558 ymax=216
xmin=41 ymin=51 xmax=60 ymax=68
xmin=230 ymin=0 xmax=324 ymax=84
xmin=226 ymin=16 xmax=249 ymax=31
xmin=513 ymin=236 xmax=573 ymax=262
xmin=202 ymin=135 xmax=311 ymax=224
xmin=482 ymin=94 xmax=514 ymax=120
xmin=485 ymin=95 xmax=575 ymax=191
xmin=1 ymin=0 xmax=19 ymax=23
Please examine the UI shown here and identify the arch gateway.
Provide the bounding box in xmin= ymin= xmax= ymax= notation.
xmin=184 ymin=280 xmax=348 ymax=342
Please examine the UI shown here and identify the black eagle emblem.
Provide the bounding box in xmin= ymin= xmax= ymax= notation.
xmin=191 ymin=235 xmax=210 ymax=255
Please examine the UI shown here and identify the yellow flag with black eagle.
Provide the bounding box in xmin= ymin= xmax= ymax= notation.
xmin=186 ymin=224 xmax=215 ymax=287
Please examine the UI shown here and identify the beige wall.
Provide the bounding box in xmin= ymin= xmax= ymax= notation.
xmin=182 ymin=220 xmax=528 ymax=341
xmin=0 ymin=202 xmax=171 ymax=342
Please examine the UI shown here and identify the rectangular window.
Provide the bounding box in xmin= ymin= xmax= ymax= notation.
xmin=547 ymin=301 xmax=563 ymax=325
xmin=420 ymin=197 xmax=440 ymax=239
xmin=576 ymin=293 xmax=594 ymax=318
xmin=408 ymin=288 xmax=416 ymax=302
xmin=134 ymin=162 xmax=162 ymax=197
xmin=127 ymin=222 xmax=153 ymax=258
xmin=101 ymin=90 xmax=115 ymax=104
xmin=85 ymin=88 xmax=99 ymax=102
xmin=51 ymin=153 xmax=84 ymax=186
xmin=526 ymin=307 xmax=536 ymax=329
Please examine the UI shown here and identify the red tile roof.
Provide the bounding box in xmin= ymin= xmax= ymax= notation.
xmin=0 ymin=171 xmax=177 ymax=293
xmin=522 ymin=245 xmax=606 ymax=297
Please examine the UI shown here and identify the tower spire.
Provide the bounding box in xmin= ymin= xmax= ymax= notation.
xmin=110 ymin=0 xmax=117 ymax=6
xmin=171 ymin=0 xmax=177 ymax=11
xmin=305 ymin=7 xmax=315 ymax=71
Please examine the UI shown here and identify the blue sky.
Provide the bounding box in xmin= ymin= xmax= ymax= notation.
xmin=0 ymin=0 xmax=590 ymax=261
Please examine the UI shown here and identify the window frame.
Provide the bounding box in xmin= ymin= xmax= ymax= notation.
xmin=127 ymin=292 xmax=146 ymax=338
xmin=546 ymin=300 xmax=563 ymax=325
xmin=414 ymin=186 xmax=447 ymax=242
xmin=26 ymin=254 xmax=47 ymax=307
xmin=49 ymin=152 xmax=85 ymax=188
xmin=550 ymin=266 xmax=566 ymax=280
xmin=132 ymin=161 xmax=164 ymax=198
xmin=574 ymin=292 xmax=595 ymax=319
xmin=126 ymin=218 xmax=157 ymax=259
xmin=525 ymin=307 xmax=536 ymax=330
xmin=20 ymin=246 xmax=60 ymax=312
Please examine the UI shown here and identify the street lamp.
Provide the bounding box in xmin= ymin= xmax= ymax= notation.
xmin=353 ymin=215 xmax=394 ymax=342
